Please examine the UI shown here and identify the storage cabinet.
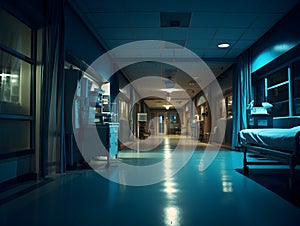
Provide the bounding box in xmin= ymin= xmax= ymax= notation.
xmin=96 ymin=122 xmax=119 ymax=166
xmin=137 ymin=113 xmax=149 ymax=139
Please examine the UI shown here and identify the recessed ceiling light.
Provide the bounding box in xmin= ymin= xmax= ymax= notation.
xmin=218 ymin=43 xmax=230 ymax=48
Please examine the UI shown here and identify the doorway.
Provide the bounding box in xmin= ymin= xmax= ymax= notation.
xmin=158 ymin=113 xmax=165 ymax=134
xmin=167 ymin=113 xmax=181 ymax=135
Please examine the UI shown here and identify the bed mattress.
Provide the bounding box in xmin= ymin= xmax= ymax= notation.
xmin=239 ymin=126 xmax=300 ymax=153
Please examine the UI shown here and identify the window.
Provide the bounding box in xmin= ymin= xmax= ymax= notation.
xmin=265 ymin=67 xmax=289 ymax=117
xmin=0 ymin=8 xmax=32 ymax=57
xmin=292 ymin=60 xmax=300 ymax=115
xmin=0 ymin=50 xmax=31 ymax=115
xmin=253 ymin=59 xmax=300 ymax=118
xmin=0 ymin=8 xmax=34 ymax=155
xmin=226 ymin=95 xmax=233 ymax=118
xmin=119 ymin=99 xmax=129 ymax=120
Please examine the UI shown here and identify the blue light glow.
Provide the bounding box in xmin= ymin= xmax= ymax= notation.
xmin=252 ymin=42 xmax=297 ymax=72
xmin=273 ymin=43 xmax=295 ymax=52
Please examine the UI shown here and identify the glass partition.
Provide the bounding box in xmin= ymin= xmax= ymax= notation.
xmin=0 ymin=8 xmax=31 ymax=57
xmin=0 ymin=50 xmax=31 ymax=115
xmin=0 ymin=8 xmax=33 ymax=157
xmin=292 ymin=60 xmax=300 ymax=116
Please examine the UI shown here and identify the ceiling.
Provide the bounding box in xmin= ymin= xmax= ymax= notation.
xmin=69 ymin=0 xmax=299 ymax=109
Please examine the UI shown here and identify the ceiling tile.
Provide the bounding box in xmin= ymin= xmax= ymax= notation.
xmin=224 ymin=0 xmax=300 ymax=13
xmin=88 ymin=13 xmax=130 ymax=28
xmin=122 ymin=0 xmax=163 ymax=11
xmin=160 ymin=28 xmax=189 ymax=40
xmin=214 ymin=28 xmax=246 ymax=40
xmin=188 ymin=28 xmax=217 ymax=40
xmin=186 ymin=40 xmax=211 ymax=49
xmin=83 ymin=0 xmax=126 ymax=12
xmin=96 ymin=28 xmax=133 ymax=39
xmin=251 ymin=13 xmax=284 ymax=28
xmin=221 ymin=13 xmax=255 ymax=28
xmin=128 ymin=12 xmax=160 ymax=27
xmin=240 ymin=28 xmax=267 ymax=40
xmin=132 ymin=28 xmax=161 ymax=39
xmin=190 ymin=13 xmax=226 ymax=27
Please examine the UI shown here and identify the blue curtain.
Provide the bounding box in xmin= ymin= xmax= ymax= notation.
xmin=232 ymin=51 xmax=253 ymax=149
xmin=40 ymin=0 xmax=66 ymax=176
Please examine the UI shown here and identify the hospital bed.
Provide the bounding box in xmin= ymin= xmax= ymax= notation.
xmin=239 ymin=123 xmax=300 ymax=192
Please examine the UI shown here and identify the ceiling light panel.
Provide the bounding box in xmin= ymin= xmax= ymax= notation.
xmin=217 ymin=43 xmax=231 ymax=48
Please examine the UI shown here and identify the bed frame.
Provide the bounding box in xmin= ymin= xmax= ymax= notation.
xmin=241 ymin=130 xmax=300 ymax=193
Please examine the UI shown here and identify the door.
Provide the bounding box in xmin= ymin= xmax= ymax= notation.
xmin=157 ymin=112 xmax=166 ymax=135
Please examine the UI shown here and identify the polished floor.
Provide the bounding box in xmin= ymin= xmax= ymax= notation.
xmin=1 ymin=136 xmax=300 ymax=226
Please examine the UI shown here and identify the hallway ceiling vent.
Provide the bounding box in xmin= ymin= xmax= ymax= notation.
xmin=160 ymin=12 xmax=191 ymax=27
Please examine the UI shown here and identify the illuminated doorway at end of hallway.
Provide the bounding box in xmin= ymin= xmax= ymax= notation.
xmin=158 ymin=113 xmax=165 ymax=134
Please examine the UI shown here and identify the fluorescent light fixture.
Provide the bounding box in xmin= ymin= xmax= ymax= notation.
xmin=160 ymin=88 xmax=184 ymax=93
xmin=0 ymin=73 xmax=19 ymax=78
xmin=217 ymin=43 xmax=230 ymax=48
xmin=163 ymin=105 xmax=173 ymax=110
